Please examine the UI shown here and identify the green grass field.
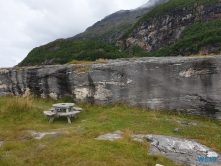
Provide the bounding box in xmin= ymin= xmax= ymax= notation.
xmin=0 ymin=96 xmax=220 ymax=166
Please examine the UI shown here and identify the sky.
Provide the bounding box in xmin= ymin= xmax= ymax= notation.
xmin=0 ymin=0 xmax=148 ymax=68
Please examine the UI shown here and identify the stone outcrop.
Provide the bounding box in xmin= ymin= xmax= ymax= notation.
xmin=1 ymin=56 xmax=221 ymax=118
xmin=95 ymin=130 xmax=123 ymax=141
xmin=27 ymin=130 xmax=61 ymax=140
xmin=96 ymin=131 xmax=221 ymax=166
xmin=0 ymin=141 xmax=4 ymax=147
xmin=118 ymin=1 xmax=221 ymax=54
xmin=145 ymin=134 xmax=221 ymax=166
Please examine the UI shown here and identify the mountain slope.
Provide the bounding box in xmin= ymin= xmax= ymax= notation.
xmin=71 ymin=0 xmax=168 ymax=43
xmin=19 ymin=0 xmax=167 ymax=66
xmin=19 ymin=0 xmax=221 ymax=66
xmin=19 ymin=40 xmax=128 ymax=66
xmin=117 ymin=0 xmax=221 ymax=56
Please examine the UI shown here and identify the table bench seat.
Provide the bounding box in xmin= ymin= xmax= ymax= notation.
xmin=72 ymin=107 xmax=83 ymax=111
xmin=44 ymin=110 xmax=56 ymax=117
xmin=57 ymin=111 xmax=80 ymax=117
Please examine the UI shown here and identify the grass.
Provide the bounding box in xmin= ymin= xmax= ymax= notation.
xmin=67 ymin=58 xmax=107 ymax=65
xmin=67 ymin=60 xmax=93 ymax=65
xmin=0 ymin=96 xmax=221 ymax=165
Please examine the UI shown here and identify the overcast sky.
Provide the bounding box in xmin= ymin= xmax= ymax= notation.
xmin=0 ymin=0 xmax=148 ymax=67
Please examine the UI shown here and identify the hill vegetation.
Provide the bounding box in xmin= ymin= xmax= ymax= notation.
xmin=19 ymin=39 xmax=129 ymax=66
xmin=18 ymin=0 xmax=221 ymax=66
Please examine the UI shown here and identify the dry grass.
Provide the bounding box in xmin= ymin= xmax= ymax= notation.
xmin=185 ymin=54 xmax=218 ymax=58
xmin=95 ymin=58 xmax=107 ymax=63
xmin=67 ymin=60 xmax=93 ymax=65
xmin=1 ymin=96 xmax=34 ymax=122
xmin=75 ymin=67 xmax=89 ymax=73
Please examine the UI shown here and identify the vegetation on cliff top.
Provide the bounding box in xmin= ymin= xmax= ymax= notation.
xmin=19 ymin=40 xmax=129 ymax=66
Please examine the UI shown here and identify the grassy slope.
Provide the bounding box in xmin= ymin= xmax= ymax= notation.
xmin=0 ymin=96 xmax=221 ymax=165
xmin=72 ymin=18 xmax=134 ymax=42
xmin=19 ymin=40 xmax=129 ymax=66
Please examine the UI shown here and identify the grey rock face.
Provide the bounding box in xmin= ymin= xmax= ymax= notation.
xmin=27 ymin=130 xmax=61 ymax=140
xmin=173 ymin=128 xmax=179 ymax=133
xmin=95 ymin=130 xmax=123 ymax=141
xmin=1 ymin=56 xmax=221 ymax=118
xmin=120 ymin=1 xmax=221 ymax=54
xmin=96 ymin=131 xmax=221 ymax=166
xmin=178 ymin=121 xmax=199 ymax=126
xmin=145 ymin=134 xmax=221 ymax=166
xmin=0 ymin=141 xmax=4 ymax=147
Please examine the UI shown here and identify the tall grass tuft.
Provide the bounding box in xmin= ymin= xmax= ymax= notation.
xmin=1 ymin=96 xmax=34 ymax=121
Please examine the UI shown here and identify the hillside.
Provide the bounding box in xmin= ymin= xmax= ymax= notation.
xmin=71 ymin=0 xmax=168 ymax=43
xmin=118 ymin=0 xmax=221 ymax=56
xmin=19 ymin=39 xmax=128 ymax=66
xmin=19 ymin=0 xmax=167 ymax=66
xmin=18 ymin=0 xmax=221 ymax=66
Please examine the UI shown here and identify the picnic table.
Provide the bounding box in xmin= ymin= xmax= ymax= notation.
xmin=43 ymin=103 xmax=82 ymax=123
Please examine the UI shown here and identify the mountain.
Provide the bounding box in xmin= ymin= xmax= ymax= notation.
xmin=18 ymin=0 xmax=221 ymax=66
xmin=117 ymin=0 xmax=221 ymax=56
xmin=71 ymin=0 xmax=168 ymax=43
xmin=19 ymin=0 xmax=167 ymax=66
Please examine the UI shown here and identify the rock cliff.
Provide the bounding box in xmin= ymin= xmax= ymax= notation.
xmin=118 ymin=1 xmax=221 ymax=54
xmin=1 ymin=56 xmax=221 ymax=119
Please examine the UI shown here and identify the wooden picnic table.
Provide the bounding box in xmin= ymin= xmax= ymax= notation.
xmin=44 ymin=103 xmax=82 ymax=123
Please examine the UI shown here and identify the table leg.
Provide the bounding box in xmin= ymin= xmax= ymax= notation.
xmin=49 ymin=117 xmax=55 ymax=123
xmin=67 ymin=116 xmax=71 ymax=123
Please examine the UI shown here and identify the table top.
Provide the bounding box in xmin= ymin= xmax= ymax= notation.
xmin=52 ymin=103 xmax=75 ymax=108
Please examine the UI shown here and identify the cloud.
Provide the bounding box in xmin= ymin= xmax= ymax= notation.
xmin=0 ymin=0 xmax=149 ymax=67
